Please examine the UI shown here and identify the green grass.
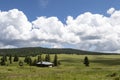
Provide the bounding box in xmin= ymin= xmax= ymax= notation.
xmin=1 ymin=54 xmax=120 ymax=80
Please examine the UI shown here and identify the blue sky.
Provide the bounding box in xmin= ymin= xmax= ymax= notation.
xmin=1 ymin=0 xmax=120 ymax=53
xmin=0 ymin=0 xmax=120 ymax=22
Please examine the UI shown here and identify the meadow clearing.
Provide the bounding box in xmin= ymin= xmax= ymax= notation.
xmin=0 ymin=54 xmax=120 ymax=80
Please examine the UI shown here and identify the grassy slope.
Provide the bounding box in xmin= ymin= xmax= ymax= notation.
xmin=0 ymin=54 xmax=120 ymax=80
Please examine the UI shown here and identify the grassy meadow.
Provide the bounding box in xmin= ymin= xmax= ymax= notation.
xmin=1 ymin=54 xmax=120 ymax=80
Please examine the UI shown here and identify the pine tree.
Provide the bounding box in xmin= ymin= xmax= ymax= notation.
xmin=13 ymin=55 xmax=19 ymax=62
xmin=84 ymin=56 xmax=89 ymax=67
xmin=9 ymin=55 xmax=12 ymax=64
xmin=28 ymin=57 xmax=32 ymax=66
xmin=24 ymin=56 xmax=28 ymax=63
xmin=24 ymin=56 xmax=32 ymax=65
xmin=53 ymin=54 xmax=58 ymax=66
xmin=32 ymin=59 xmax=37 ymax=66
xmin=38 ymin=54 xmax=42 ymax=62
xmin=4 ymin=55 xmax=7 ymax=61
xmin=45 ymin=54 xmax=48 ymax=61
xmin=0 ymin=55 xmax=6 ymax=65
xmin=47 ymin=54 xmax=50 ymax=62
xmin=45 ymin=54 xmax=51 ymax=62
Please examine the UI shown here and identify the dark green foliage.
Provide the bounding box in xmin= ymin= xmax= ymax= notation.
xmin=24 ymin=56 xmax=28 ymax=63
xmin=53 ymin=54 xmax=58 ymax=66
xmin=0 ymin=47 xmax=116 ymax=57
xmin=19 ymin=60 xmax=23 ymax=66
xmin=32 ymin=59 xmax=37 ymax=66
xmin=45 ymin=55 xmax=47 ymax=61
xmin=84 ymin=56 xmax=89 ymax=67
xmin=45 ymin=54 xmax=51 ymax=62
xmin=47 ymin=54 xmax=50 ymax=62
xmin=28 ymin=57 xmax=32 ymax=66
xmin=37 ymin=54 xmax=42 ymax=62
xmin=24 ymin=56 xmax=32 ymax=65
xmin=4 ymin=55 xmax=7 ymax=61
xmin=13 ymin=55 xmax=19 ymax=62
xmin=0 ymin=56 xmax=6 ymax=65
xmin=9 ymin=55 xmax=12 ymax=64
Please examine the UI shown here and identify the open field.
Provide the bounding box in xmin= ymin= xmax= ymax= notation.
xmin=1 ymin=54 xmax=120 ymax=80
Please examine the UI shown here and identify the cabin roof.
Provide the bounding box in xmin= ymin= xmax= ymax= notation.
xmin=37 ymin=61 xmax=53 ymax=65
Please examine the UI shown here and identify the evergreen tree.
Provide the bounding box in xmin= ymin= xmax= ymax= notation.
xmin=45 ymin=55 xmax=47 ymax=61
xmin=9 ymin=55 xmax=12 ymax=64
xmin=28 ymin=57 xmax=32 ymax=66
xmin=32 ymin=59 xmax=37 ymax=66
xmin=0 ymin=56 xmax=6 ymax=65
xmin=37 ymin=54 xmax=42 ymax=62
xmin=84 ymin=56 xmax=89 ymax=67
xmin=45 ymin=54 xmax=50 ymax=62
xmin=24 ymin=56 xmax=28 ymax=63
xmin=47 ymin=54 xmax=50 ymax=62
xmin=24 ymin=56 xmax=32 ymax=65
xmin=53 ymin=54 xmax=58 ymax=66
xmin=13 ymin=55 xmax=19 ymax=62
xmin=4 ymin=55 xmax=7 ymax=61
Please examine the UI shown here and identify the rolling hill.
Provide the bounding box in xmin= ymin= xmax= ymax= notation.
xmin=0 ymin=47 xmax=118 ymax=56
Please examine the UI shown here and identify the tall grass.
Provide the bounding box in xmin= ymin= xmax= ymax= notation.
xmin=0 ymin=54 xmax=120 ymax=80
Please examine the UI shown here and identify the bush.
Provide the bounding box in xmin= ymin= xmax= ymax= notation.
xmin=19 ymin=60 xmax=23 ymax=66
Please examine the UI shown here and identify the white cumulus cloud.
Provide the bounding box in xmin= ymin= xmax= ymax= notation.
xmin=1 ymin=8 xmax=120 ymax=53
xmin=107 ymin=7 xmax=115 ymax=14
xmin=0 ymin=9 xmax=32 ymax=48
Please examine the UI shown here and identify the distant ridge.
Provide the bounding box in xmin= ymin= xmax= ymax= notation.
xmin=0 ymin=47 xmax=119 ymax=56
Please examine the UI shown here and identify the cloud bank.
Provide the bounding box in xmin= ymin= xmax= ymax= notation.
xmin=0 ymin=8 xmax=120 ymax=53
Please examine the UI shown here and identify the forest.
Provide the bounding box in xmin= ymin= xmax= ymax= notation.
xmin=0 ymin=47 xmax=118 ymax=56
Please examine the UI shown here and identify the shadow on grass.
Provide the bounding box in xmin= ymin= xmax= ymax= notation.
xmin=60 ymin=58 xmax=81 ymax=63
xmin=91 ymin=58 xmax=120 ymax=66
xmin=60 ymin=56 xmax=120 ymax=66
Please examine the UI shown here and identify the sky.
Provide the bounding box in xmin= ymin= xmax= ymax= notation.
xmin=0 ymin=0 xmax=120 ymax=53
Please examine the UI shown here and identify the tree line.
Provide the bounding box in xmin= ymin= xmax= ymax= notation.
xmin=0 ymin=54 xmax=60 ymax=67
xmin=0 ymin=47 xmax=113 ymax=57
xmin=0 ymin=54 xmax=89 ymax=67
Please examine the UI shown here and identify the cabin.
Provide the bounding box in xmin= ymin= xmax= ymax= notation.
xmin=36 ymin=61 xmax=53 ymax=67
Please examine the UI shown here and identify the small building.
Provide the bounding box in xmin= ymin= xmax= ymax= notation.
xmin=36 ymin=61 xmax=53 ymax=67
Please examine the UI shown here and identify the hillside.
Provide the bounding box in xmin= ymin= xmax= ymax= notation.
xmin=0 ymin=47 xmax=118 ymax=56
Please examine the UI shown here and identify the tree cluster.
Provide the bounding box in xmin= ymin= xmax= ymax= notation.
xmin=0 ymin=54 xmax=61 ymax=67
xmin=23 ymin=54 xmax=60 ymax=67
xmin=0 ymin=53 xmax=90 ymax=68
xmin=0 ymin=55 xmax=20 ymax=66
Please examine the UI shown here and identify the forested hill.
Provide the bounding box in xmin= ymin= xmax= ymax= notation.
xmin=0 ymin=47 xmax=118 ymax=56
